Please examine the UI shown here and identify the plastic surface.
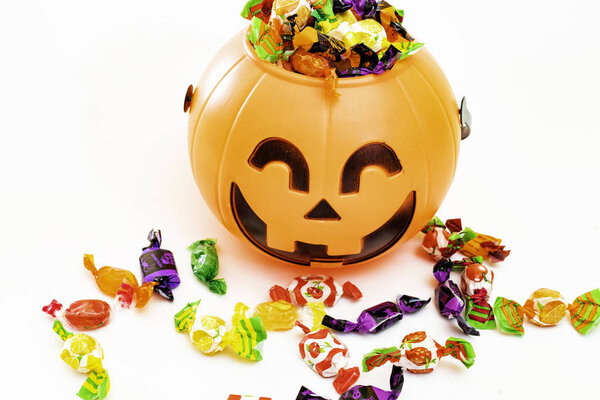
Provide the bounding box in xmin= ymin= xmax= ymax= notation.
xmin=187 ymin=27 xmax=461 ymax=267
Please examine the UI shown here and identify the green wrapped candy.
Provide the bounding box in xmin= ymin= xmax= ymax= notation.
xmin=189 ymin=239 xmax=227 ymax=295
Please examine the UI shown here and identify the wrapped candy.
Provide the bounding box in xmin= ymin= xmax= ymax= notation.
xmin=459 ymin=256 xmax=496 ymax=330
xmin=494 ymin=288 xmax=600 ymax=335
xmin=139 ymin=229 xmax=180 ymax=301
xmin=174 ymin=300 xmax=267 ymax=360
xmin=322 ymin=295 xmax=430 ymax=334
xmin=433 ymin=259 xmax=479 ymax=335
xmin=297 ymin=365 xmax=404 ymax=400
xmin=248 ymin=16 xmax=285 ymax=62
xmin=83 ymin=254 xmax=155 ymax=308
xmin=293 ymin=26 xmax=346 ymax=61
xmin=421 ymin=217 xmax=477 ymax=260
xmin=43 ymin=283 xmax=135 ymax=330
xmin=253 ymin=300 xmax=299 ymax=330
xmin=460 ymin=232 xmax=510 ymax=263
xmin=295 ymin=303 xmax=360 ymax=394
xmin=270 ymin=275 xmax=362 ymax=307
xmin=290 ymin=48 xmax=339 ymax=95
xmin=270 ymin=0 xmax=313 ymax=35
xmin=189 ymin=239 xmax=227 ymax=295
xmin=228 ymin=396 xmax=272 ymax=400
xmin=333 ymin=0 xmax=379 ymax=19
xmin=241 ymin=0 xmax=274 ymax=23
xmin=50 ymin=320 xmax=110 ymax=400
xmin=362 ymin=331 xmax=475 ymax=375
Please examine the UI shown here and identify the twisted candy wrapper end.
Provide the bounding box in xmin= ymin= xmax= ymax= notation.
xmin=442 ymin=337 xmax=476 ymax=369
xmin=174 ymin=300 xmax=201 ymax=332
xmin=494 ymin=297 xmax=525 ymax=336
xmin=568 ymin=289 xmax=600 ymax=335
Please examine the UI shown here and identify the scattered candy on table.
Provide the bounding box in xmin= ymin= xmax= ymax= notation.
xmin=43 ymin=282 xmax=135 ymax=330
xmin=495 ymin=288 xmax=600 ymax=335
xmin=270 ymin=275 xmax=362 ymax=307
xmin=458 ymin=256 xmax=496 ymax=330
xmin=297 ymin=364 xmax=405 ymax=400
xmin=421 ymin=217 xmax=477 ymax=260
xmin=295 ymin=308 xmax=360 ymax=395
xmin=51 ymin=320 xmax=110 ymax=400
xmin=189 ymin=239 xmax=227 ymax=295
xmin=433 ymin=258 xmax=479 ymax=336
xmin=84 ymin=254 xmax=155 ymax=308
xmin=362 ymin=331 xmax=475 ymax=374
xmin=139 ymin=229 xmax=180 ymax=301
xmin=174 ymin=300 xmax=267 ymax=360
xmin=322 ymin=295 xmax=430 ymax=334
xmin=253 ymin=300 xmax=300 ymax=331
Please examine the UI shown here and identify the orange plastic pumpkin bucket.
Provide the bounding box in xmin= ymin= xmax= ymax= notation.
xmin=186 ymin=27 xmax=466 ymax=267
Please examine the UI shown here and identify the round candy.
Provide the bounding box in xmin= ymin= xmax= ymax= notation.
xmin=422 ymin=226 xmax=451 ymax=259
xmin=253 ymin=300 xmax=299 ymax=331
xmin=189 ymin=315 xmax=228 ymax=354
xmin=523 ymin=288 xmax=568 ymax=326
xmin=65 ymin=300 xmax=112 ymax=330
xmin=397 ymin=331 xmax=442 ymax=374
xmin=460 ymin=262 xmax=494 ymax=297
xmin=299 ymin=329 xmax=349 ymax=378
xmin=60 ymin=333 xmax=104 ymax=374
xmin=289 ymin=275 xmax=343 ymax=307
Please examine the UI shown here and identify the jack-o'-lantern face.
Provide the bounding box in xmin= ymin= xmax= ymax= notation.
xmin=187 ymin=29 xmax=464 ymax=267
xmin=231 ymin=137 xmax=415 ymax=265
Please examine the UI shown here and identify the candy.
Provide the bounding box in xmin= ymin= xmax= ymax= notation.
xmin=297 ymin=364 xmax=404 ymax=400
xmin=248 ymin=16 xmax=285 ymax=63
xmin=43 ymin=283 xmax=135 ymax=330
xmin=296 ymin=321 xmax=360 ymax=393
xmin=290 ymin=48 xmax=339 ymax=95
xmin=271 ymin=0 xmax=313 ymax=35
xmin=241 ymin=0 xmax=274 ymax=23
xmin=253 ymin=300 xmax=299 ymax=330
xmin=433 ymin=258 xmax=479 ymax=336
xmin=459 ymin=256 xmax=496 ymax=330
xmin=495 ymin=289 xmax=600 ymax=335
xmin=139 ymin=229 xmax=180 ymax=301
xmin=228 ymin=396 xmax=272 ymax=400
xmin=51 ymin=320 xmax=110 ymax=400
xmin=83 ymin=254 xmax=155 ymax=308
xmin=333 ymin=0 xmax=378 ymax=19
xmin=174 ymin=300 xmax=267 ymax=360
xmin=362 ymin=331 xmax=475 ymax=374
xmin=293 ymin=26 xmax=346 ymax=61
xmin=460 ymin=232 xmax=511 ymax=263
xmin=270 ymin=275 xmax=362 ymax=307
xmin=422 ymin=217 xmax=477 ymax=260
xmin=322 ymin=295 xmax=429 ymax=334
xmin=189 ymin=239 xmax=227 ymax=295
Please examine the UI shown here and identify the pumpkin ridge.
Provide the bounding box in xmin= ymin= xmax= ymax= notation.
xmin=216 ymin=71 xmax=268 ymax=223
xmin=190 ymin=54 xmax=246 ymax=179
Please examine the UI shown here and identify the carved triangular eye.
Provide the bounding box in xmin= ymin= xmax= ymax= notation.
xmin=340 ymin=143 xmax=402 ymax=194
xmin=248 ymin=137 xmax=309 ymax=193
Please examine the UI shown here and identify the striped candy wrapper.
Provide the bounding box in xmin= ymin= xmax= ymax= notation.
xmin=493 ymin=297 xmax=525 ymax=336
xmin=568 ymin=289 xmax=600 ymax=335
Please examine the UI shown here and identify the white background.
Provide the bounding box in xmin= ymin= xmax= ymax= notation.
xmin=2 ymin=0 xmax=600 ymax=399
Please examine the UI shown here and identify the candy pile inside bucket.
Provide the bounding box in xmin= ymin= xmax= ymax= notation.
xmin=241 ymin=0 xmax=424 ymax=93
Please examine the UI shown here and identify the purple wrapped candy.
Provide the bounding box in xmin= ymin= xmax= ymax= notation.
xmin=322 ymin=295 xmax=429 ymax=334
xmin=139 ymin=229 xmax=180 ymax=301
xmin=297 ymin=365 xmax=404 ymax=400
xmin=339 ymin=46 xmax=401 ymax=77
xmin=332 ymin=0 xmax=379 ymax=19
xmin=433 ymin=259 xmax=479 ymax=336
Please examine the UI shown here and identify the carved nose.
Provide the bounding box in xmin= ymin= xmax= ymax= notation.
xmin=304 ymin=199 xmax=341 ymax=221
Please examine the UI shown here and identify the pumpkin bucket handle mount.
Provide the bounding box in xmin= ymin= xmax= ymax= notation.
xmin=460 ymin=96 xmax=471 ymax=140
xmin=183 ymin=84 xmax=194 ymax=113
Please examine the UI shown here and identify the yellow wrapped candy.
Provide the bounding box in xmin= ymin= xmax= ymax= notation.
xmin=174 ymin=300 xmax=267 ymax=361
xmin=253 ymin=300 xmax=299 ymax=331
xmin=324 ymin=17 xmax=388 ymax=53
xmin=523 ymin=289 xmax=569 ymax=326
xmin=52 ymin=320 xmax=110 ymax=400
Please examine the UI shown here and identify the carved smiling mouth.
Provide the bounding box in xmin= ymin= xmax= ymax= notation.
xmin=230 ymin=183 xmax=416 ymax=266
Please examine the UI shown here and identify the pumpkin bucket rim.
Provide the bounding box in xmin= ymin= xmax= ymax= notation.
xmin=242 ymin=26 xmax=418 ymax=89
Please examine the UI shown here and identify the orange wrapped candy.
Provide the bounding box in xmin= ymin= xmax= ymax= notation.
xmin=290 ymin=48 xmax=339 ymax=95
xmin=84 ymin=254 xmax=155 ymax=308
